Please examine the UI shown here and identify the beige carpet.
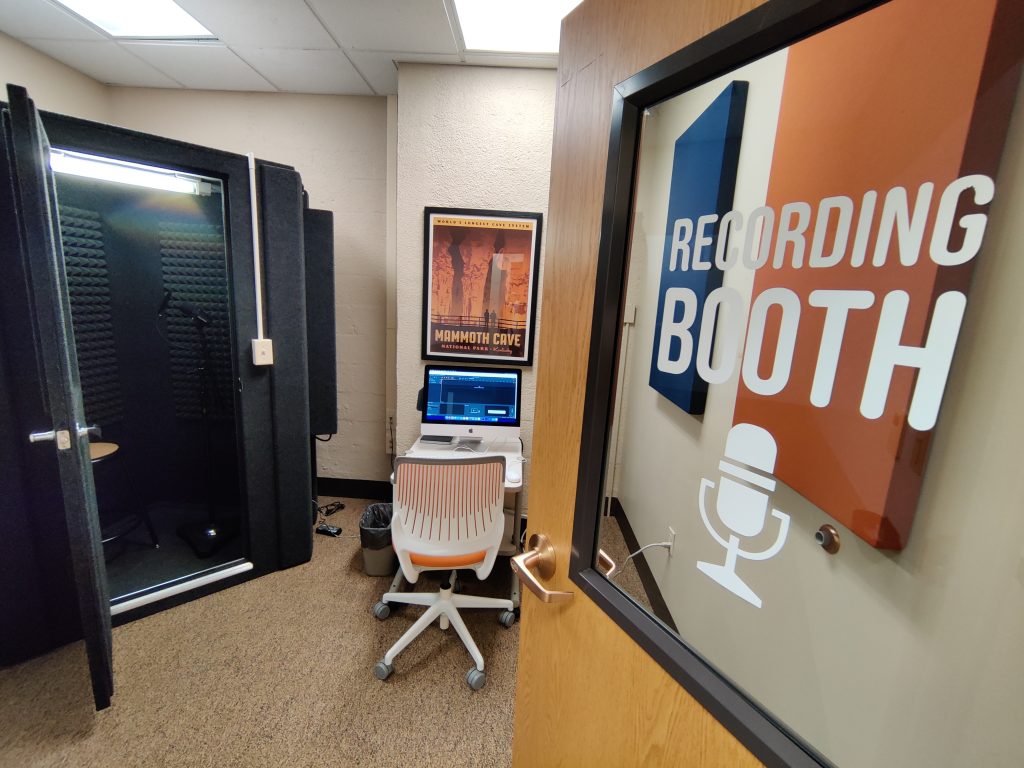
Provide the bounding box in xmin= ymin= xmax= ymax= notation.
xmin=0 ymin=498 xmax=520 ymax=768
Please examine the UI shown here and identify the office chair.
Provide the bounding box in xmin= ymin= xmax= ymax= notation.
xmin=373 ymin=455 xmax=513 ymax=690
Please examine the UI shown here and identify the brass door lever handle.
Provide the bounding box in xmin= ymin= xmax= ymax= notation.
xmin=511 ymin=533 xmax=573 ymax=604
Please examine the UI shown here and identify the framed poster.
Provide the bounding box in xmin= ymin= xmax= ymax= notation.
xmin=422 ymin=207 xmax=542 ymax=365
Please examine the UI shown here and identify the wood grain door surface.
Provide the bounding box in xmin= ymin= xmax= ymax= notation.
xmin=511 ymin=1 xmax=767 ymax=765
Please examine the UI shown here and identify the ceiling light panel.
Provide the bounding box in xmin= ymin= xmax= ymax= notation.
xmin=54 ymin=0 xmax=213 ymax=39
xmin=454 ymin=0 xmax=583 ymax=54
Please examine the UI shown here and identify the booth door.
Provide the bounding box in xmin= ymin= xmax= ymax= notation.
xmin=4 ymin=84 xmax=113 ymax=710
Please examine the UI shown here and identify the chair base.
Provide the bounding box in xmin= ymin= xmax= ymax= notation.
xmin=380 ymin=580 xmax=513 ymax=675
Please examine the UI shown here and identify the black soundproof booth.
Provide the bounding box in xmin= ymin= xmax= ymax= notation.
xmin=0 ymin=85 xmax=337 ymax=707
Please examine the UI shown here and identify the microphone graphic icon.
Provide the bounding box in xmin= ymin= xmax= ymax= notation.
xmin=697 ymin=423 xmax=790 ymax=608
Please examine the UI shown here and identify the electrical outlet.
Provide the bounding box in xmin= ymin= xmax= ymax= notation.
xmin=668 ymin=526 xmax=676 ymax=557
xmin=251 ymin=338 xmax=274 ymax=366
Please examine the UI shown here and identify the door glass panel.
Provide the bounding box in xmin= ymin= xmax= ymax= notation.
xmin=50 ymin=148 xmax=244 ymax=601
xmin=592 ymin=1 xmax=1024 ymax=765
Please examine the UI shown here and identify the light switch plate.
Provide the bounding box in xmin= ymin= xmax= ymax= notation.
xmin=252 ymin=338 xmax=274 ymax=366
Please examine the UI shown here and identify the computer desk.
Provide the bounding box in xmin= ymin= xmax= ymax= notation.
xmin=398 ymin=436 xmax=527 ymax=612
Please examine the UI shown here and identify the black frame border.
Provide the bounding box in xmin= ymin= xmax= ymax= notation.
xmin=421 ymin=206 xmax=543 ymax=367
xmin=569 ymin=2 xmax=889 ymax=766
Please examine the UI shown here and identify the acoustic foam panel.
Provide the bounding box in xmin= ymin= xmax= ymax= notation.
xmin=59 ymin=204 xmax=123 ymax=426
xmin=158 ymin=222 xmax=233 ymax=421
xmin=303 ymin=207 xmax=337 ymax=436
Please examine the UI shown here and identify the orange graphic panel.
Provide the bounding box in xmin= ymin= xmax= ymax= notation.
xmin=733 ymin=0 xmax=1022 ymax=548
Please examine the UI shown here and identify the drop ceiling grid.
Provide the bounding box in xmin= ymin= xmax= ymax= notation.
xmin=305 ymin=0 xmax=460 ymax=55
xmin=1 ymin=0 xmax=559 ymax=95
xmin=18 ymin=38 xmax=184 ymax=88
xmin=175 ymin=0 xmax=338 ymax=49
xmin=0 ymin=0 xmax=105 ymax=40
xmin=120 ymin=42 xmax=276 ymax=91
xmin=231 ymin=46 xmax=373 ymax=95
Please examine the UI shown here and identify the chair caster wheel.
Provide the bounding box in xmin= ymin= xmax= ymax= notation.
xmin=372 ymin=601 xmax=391 ymax=620
xmin=466 ymin=668 xmax=486 ymax=690
xmin=374 ymin=661 xmax=394 ymax=680
xmin=498 ymin=610 xmax=516 ymax=628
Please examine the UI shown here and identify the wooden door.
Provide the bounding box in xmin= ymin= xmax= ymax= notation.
xmin=511 ymin=1 xmax=766 ymax=764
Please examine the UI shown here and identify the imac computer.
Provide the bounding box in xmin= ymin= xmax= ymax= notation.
xmin=420 ymin=365 xmax=521 ymax=444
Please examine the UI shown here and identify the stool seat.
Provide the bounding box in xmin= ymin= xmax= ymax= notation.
xmin=89 ymin=441 xmax=119 ymax=463
xmin=89 ymin=440 xmax=159 ymax=554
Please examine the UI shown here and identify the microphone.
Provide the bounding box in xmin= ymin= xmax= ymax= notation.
xmin=696 ymin=423 xmax=790 ymax=608
xmin=177 ymin=300 xmax=209 ymax=326
xmin=157 ymin=289 xmax=173 ymax=317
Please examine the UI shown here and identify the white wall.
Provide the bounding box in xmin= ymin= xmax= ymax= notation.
xmin=0 ymin=31 xmax=109 ymax=121
xmin=0 ymin=31 xmax=391 ymax=482
xmin=106 ymin=88 xmax=389 ymax=481
xmin=394 ymin=63 xmax=556 ymax=506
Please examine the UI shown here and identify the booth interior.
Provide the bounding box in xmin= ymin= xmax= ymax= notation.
xmin=55 ymin=160 xmax=244 ymax=597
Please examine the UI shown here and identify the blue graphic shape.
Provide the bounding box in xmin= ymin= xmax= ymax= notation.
xmin=648 ymin=81 xmax=748 ymax=414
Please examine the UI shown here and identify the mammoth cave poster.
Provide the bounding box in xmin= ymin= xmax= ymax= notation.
xmin=422 ymin=208 xmax=542 ymax=365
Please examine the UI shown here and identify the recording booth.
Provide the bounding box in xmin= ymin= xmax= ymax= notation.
xmin=0 ymin=85 xmax=337 ymax=669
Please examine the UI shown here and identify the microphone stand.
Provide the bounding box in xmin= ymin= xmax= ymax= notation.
xmin=167 ymin=300 xmax=237 ymax=558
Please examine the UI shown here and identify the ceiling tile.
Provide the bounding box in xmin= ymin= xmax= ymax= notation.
xmin=345 ymin=51 xmax=399 ymax=96
xmin=308 ymin=0 xmax=458 ymax=54
xmin=175 ymin=0 xmax=337 ymax=48
xmin=232 ymin=47 xmax=371 ymax=95
xmin=20 ymin=39 xmax=182 ymax=87
xmin=121 ymin=42 xmax=275 ymax=91
xmin=0 ymin=0 xmax=106 ymax=41
xmin=344 ymin=51 xmax=398 ymax=95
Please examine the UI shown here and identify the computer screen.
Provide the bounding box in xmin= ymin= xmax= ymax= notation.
xmin=421 ymin=365 xmax=521 ymax=440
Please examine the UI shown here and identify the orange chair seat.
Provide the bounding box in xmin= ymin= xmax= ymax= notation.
xmin=409 ymin=550 xmax=487 ymax=568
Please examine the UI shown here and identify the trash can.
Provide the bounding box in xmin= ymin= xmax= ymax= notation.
xmin=360 ymin=503 xmax=397 ymax=576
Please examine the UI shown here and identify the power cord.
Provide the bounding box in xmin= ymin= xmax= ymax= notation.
xmin=314 ymin=500 xmax=345 ymax=537
xmin=606 ymin=541 xmax=672 ymax=579
xmin=319 ymin=500 xmax=344 ymax=517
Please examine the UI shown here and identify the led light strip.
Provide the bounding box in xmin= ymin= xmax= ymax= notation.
xmin=50 ymin=149 xmax=211 ymax=195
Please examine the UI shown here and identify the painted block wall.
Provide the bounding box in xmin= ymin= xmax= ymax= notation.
xmin=394 ymin=63 xmax=557 ymax=509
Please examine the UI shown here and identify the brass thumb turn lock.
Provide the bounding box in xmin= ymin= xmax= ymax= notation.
xmin=511 ymin=533 xmax=574 ymax=604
